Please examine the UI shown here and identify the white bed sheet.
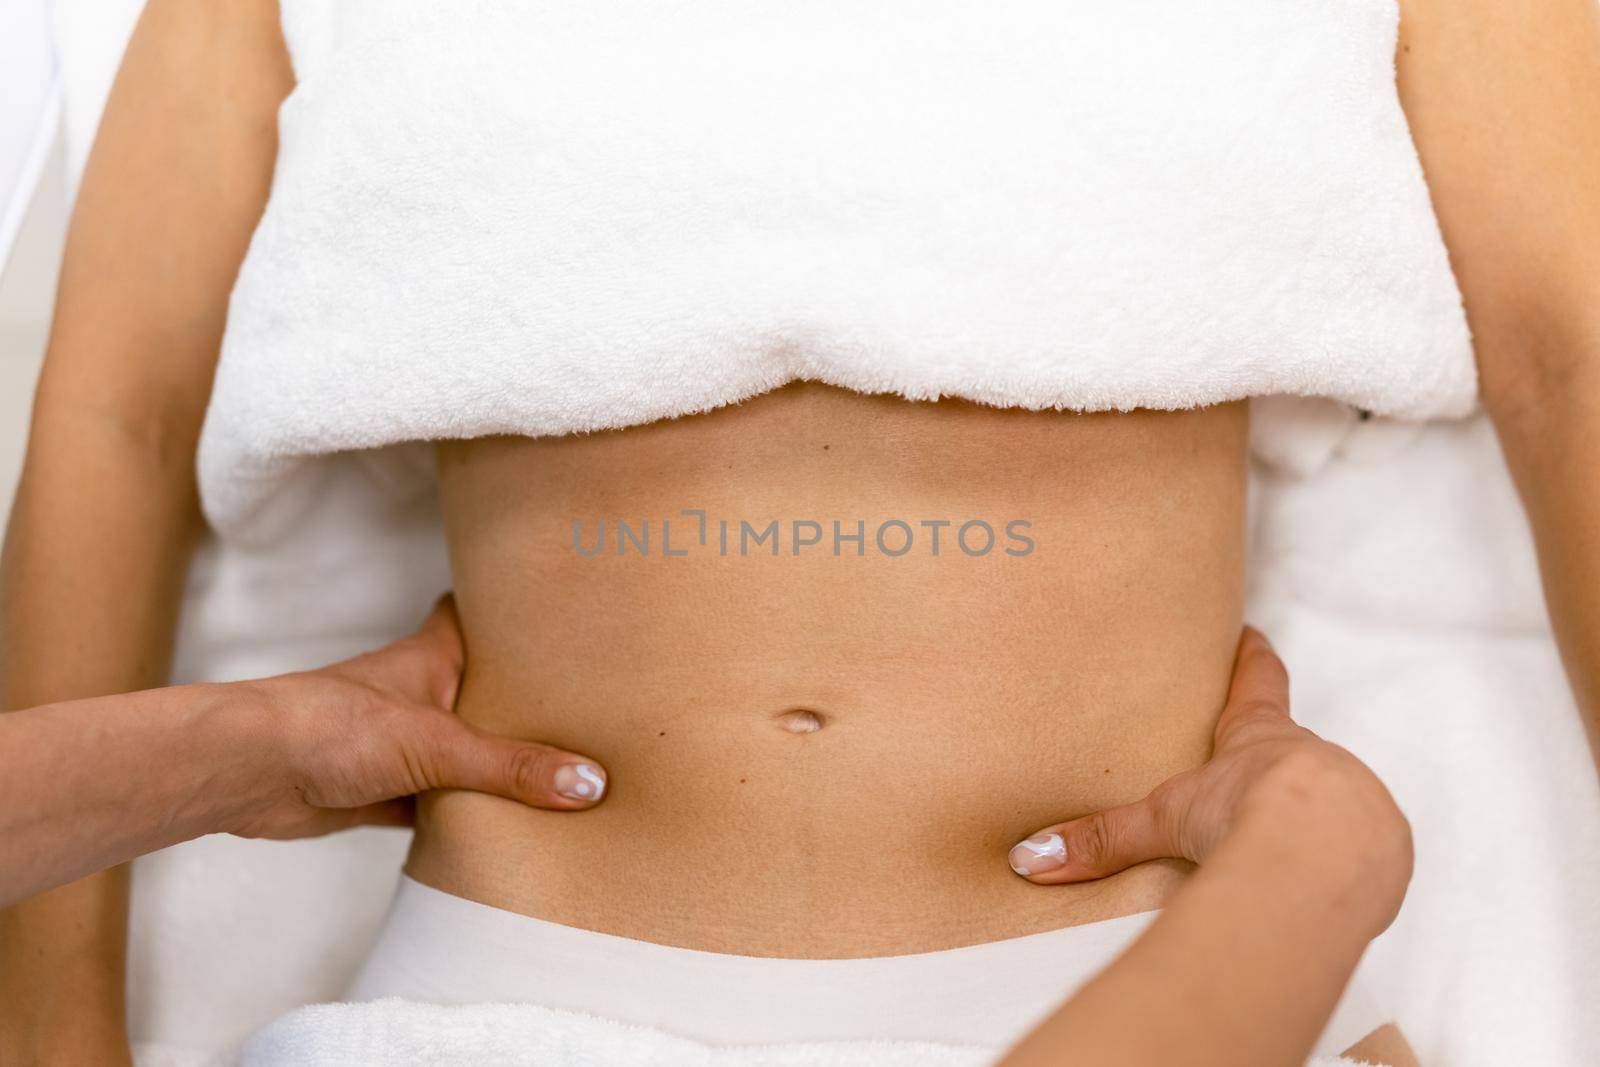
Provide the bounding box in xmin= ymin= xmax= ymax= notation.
xmin=122 ymin=414 xmax=1600 ymax=1067
xmin=0 ymin=0 xmax=58 ymax=272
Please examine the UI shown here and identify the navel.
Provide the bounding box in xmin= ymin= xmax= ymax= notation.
xmin=773 ymin=707 xmax=827 ymax=735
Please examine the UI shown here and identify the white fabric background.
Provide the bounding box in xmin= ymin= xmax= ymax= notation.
xmin=0 ymin=0 xmax=58 ymax=273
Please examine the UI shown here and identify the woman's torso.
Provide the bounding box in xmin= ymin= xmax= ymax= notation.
xmin=209 ymin=0 xmax=1460 ymax=964
xmin=408 ymin=384 xmax=1248 ymax=956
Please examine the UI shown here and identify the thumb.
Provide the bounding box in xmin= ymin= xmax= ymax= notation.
xmin=1008 ymin=795 xmax=1179 ymax=885
xmin=417 ymin=715 xmax=609 ymax=811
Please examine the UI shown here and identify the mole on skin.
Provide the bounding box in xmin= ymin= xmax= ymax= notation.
xmin=774 ymin=707 xmax=826 ymax=734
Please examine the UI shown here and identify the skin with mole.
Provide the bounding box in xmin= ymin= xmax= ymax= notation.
xmin=420 ymin=383 xmax=1246 ymax=956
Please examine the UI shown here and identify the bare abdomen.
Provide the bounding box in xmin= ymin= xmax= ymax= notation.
xmin=408 ymin=385 xmax=1249 ymax=957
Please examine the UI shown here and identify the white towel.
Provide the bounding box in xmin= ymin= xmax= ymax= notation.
xmin=234 ymin=998 xmax=1379 ymax=1067
xmin=198 ymin=0 xmax=1477 ymax=543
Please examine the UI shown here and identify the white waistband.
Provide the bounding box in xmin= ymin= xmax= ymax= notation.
xmin=350 ymin=875 xmax=1387 ymax=1055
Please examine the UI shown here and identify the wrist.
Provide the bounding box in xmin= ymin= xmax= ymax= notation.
xmin=176 ymin=681 xmax=297 ymax=837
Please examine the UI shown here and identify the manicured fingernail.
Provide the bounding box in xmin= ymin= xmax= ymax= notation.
xmin=554 ymin=762 xmax=607 ymax=802
xmin=1009 ymin=832 xmax=1066 ymax=876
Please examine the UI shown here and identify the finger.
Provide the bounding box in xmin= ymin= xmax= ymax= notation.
xmin=412 ymin=594 xmax=466 ymax=673
xmin=1007 ymin=798 xmax=1174 ymax=884
xmin=406 ymin=594 xmax=467 ymax=709
xmin=423 ymin=717 xmax=609 ymax=811
xmin=355 ymin=595 xmax=467 ymax=710
xmin=1214 ymin=624 xmax=1293 ymax=742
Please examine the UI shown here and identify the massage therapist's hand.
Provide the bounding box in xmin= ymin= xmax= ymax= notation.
xmin=1007 ymin=627 xmax=1412 ymax=929
xmin=997 ymin=630 xmax=1417 ymax=1066
xmin=223 ymin=595 xmax=608 ymax=838
xmin=0 ymin=597 xmax=607 ymax=908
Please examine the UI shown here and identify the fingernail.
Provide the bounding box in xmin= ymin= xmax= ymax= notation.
xmin=553 ymin=762 xmax=607 ymax=802
xmin=1009 ymin=832 xmax=1067 ymax=876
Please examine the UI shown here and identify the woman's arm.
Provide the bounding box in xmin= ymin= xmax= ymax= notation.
xmin=998 ymin=629 xmax=1416 ymax=1067
xmin=1395 ymin=2 xmax=1600 ymax=751
xmin=0 ymin=1 xmax=291 ymax=1060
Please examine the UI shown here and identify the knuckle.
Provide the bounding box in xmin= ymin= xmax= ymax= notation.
xmin=507 ymin=745 xmax=553 ymax=797
xmin=1262 ymin=744 xmax=1392 ymax=822
xmin=1259 ymin=745 xmax=1414 ymax=898
xmin=1273 ymin=743 xmax=1358 ymax=792
xmin=1146 ymin=779 xmax=1186 ymax=836
xmin=1073 ymin=811 xmax=1117 ymax=869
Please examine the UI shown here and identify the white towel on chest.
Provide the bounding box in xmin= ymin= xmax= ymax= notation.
xmin=199 ymin=0 xmax=1477 ymax=543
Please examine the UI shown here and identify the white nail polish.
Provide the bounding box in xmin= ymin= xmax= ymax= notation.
xmin=1009 ymin=832 xmax=1066 ymax=876
xmin=555 ymin=762 xmax=607 ymax=801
